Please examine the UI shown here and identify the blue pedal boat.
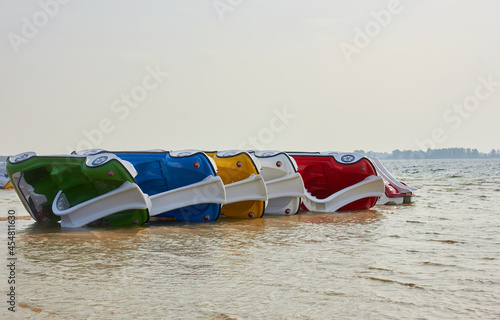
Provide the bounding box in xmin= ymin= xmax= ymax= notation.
xmin=75 ymin=150 xmax=224 ymax=222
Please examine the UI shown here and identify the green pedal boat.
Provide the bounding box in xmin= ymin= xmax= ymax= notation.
xmin=6 ymin=152 xmax=151 ymax=227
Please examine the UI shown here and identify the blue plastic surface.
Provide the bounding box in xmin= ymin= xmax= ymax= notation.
xmin=111 ymin=151 xmax=221 ymax=222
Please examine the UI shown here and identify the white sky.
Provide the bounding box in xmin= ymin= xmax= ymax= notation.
xmin=1 ymin=0 xmax=499 ymax=155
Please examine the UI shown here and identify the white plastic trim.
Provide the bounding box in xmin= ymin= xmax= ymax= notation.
xmin=149 ymin=175 xmax=226 ymax=216
xmin=265 ymin=173 xmax=305 ymax=199
xmin=371 ymin=158 xmax=417 ymax=193
xmin=376 ymin=194 xmax=404 ymax=205
xmin=302 ymin=175 xmax=385 ymax=212
xmin=53 ymin=182 xmax=152 ymax=228
xmin=224 ymin=174 xmax=268 ymax=204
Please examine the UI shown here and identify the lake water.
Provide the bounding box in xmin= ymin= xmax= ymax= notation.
xmin=0 ymin=159 xmax=499 ymax=319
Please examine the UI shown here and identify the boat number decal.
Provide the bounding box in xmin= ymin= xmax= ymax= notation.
xmin=341 ymin=154 xmax=355 ymax=163
xmin=13 ymin=153 xmax=31 ymax=163
xmin=92 ymin=156 xmax=109 ymax=166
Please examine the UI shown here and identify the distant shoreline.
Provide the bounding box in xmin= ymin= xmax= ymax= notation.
xmin=2 ymin=147 xmax=500 ymax=161
xmin=350 ymin=147 xmax=500 ymax=160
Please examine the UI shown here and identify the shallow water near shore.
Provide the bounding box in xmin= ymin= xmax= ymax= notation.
xmin=1 ymin=159 xmax=499 ymax=319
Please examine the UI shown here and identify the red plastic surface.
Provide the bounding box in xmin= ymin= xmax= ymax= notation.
xmin=384 ymin=184 xmax=406 ymax=198
xmin=291 ymin=155 xmax=378 ymax=211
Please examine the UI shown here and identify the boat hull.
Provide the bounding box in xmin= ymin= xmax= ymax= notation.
xmin=110 ymin=150 xmax=222 ymax=222
xmin=289 ymin=153 xmax=379 ymax=211
xmin=252 ymin=151 xmax=303 ymax=215
xmin=6 ymin=152 xmax=149 ymax=226
xmin=206 ymin=151 xmax=266 ymax=219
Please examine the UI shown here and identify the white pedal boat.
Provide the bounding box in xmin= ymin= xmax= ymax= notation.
xmin=250 ymin=151 xmax=304 ymax=215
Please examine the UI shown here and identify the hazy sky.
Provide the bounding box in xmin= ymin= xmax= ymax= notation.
xmin=1 ymin=0 xmax=499 ymax=155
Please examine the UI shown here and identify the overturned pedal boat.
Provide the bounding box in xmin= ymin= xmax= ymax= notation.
xmin=370 ymin=158 xmax=417 ymax=205
xmin=75 ymin=149 xmax=226 ymax=222
xmin=288 ymin=152 xmax=384 ymax=212
xmin=6 ymin=152 xmax=151 ymax=227
xmin=206 ymin=151 xmax=267 ymax=219
xmin=1 ymin=162 xmax=13 ymax=189
xmin=250 ymin=151 xmax=304 ymax=215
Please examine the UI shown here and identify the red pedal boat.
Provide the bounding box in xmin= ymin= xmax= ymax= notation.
xmin=288 ymin=152 xmax=384 ymax=212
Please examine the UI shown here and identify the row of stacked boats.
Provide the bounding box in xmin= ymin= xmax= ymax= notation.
xmin=4 ymin=150 xmax=416 ymax=228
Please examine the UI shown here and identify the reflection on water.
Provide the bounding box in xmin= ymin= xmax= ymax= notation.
xmin=1 ymin=159 xmax=499 ymax=319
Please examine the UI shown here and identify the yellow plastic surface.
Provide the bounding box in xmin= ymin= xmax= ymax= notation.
xmin=3 ymin=181 xmax=13 ymax=189
xmin=207 ymin=152 xmax=265 ymax=219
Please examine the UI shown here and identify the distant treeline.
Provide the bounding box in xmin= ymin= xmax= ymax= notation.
xmin=1 ymin=148 xmax=500 ymax=161
xmin=353 ymin=148 xmax=500 ymax=160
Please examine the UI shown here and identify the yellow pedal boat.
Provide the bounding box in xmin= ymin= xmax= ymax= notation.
xmin=206 ymin=151 xmax=267 ymax=219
